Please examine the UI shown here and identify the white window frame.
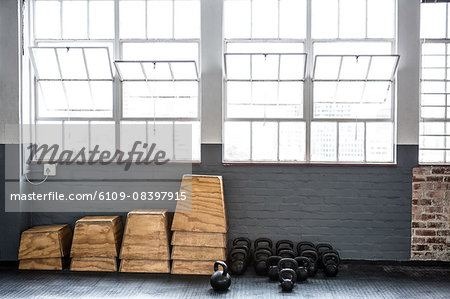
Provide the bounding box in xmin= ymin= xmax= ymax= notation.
xmin=223 ymin=0 xmax=398 ymax=164
xmin=27 ymin=0 xmax=201 ymax=162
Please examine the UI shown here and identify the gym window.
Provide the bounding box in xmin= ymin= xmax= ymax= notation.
xmin=25 ymin=0 xmax=201 ymax=162
xmin=420 ymin=0 xmax=450 ymax=164
xmin=223 ymin=0 xmax=398 ymax=163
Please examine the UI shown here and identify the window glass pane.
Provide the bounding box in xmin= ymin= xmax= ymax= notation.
xmin=421 ymin=107 xmax=445 ymax=119
xmin=90 ymin=121 xmax=116 ymax=154
xmin=422 ymin=43 xmax=446 ymax=55
xmin=174 ymin=121 xmax=201 ymax=161
xmin=148 ymin=0 xmax=173 ymax=39
xmin=224 ymin=122 xmax=251 ymax=161
xmin=226 ymin=42 xmax=304 ymax=54
xmin=122 ymin=82 xmax=198 ymax=118
xmin=252 ymin=0 xmax=278 ymax=38
xmin=32 ymin=48 xmax=60 ymax=80
xmin=120 ymin=0 xmax=146 ymax=38
xmin=280 ymin=55 xmax=306 ymax=80
xmin=90 ymin=81 xmax=113 ymax=113
xmin=314 ymin=42 xmax=392 ymax=55
xmin=420 ymin=136 xmax=446 ymax=149
xmin=422 ymin=55 xmax=445 ymax=68
xmin=35 ymin=121 xmax=64 ymax=160
xmin=368 ymin=56 xmax=398 ymax=80
xmin=62 ymin=0 xmax=88 ymax=39
xmin=312 ymin=0 xmax=338 ymax=38
xmin=148 ymin=122 xmax=174 ymax=160
xmin=420 ymin=149 xmax=445 ymax=163
xmin=38 ymin=82 xmax=67 ymax=117
xmin=64 ymin=121 xmax=89 ymax=155
xmin=279 ymin=122 xmax=306 ymax=161
xmin=174 ymin=0 xmax=200 ymax=38
xmin=339 ymin=122 xmax=364 ymax=162
xmin=84 ymin=48 xmax=113 ymax=80
xmin=311 ymin=122 xmax=337 ymax=162
xmin=225 ymin=55 xmax=251 ymax=80
xmin=120 ymin=121 xmax=147 ymax=154
xmin=421 ymin=81 xmax=446 ymax=94
xmin=169 ymin=62 xmax=199 ymax=80
xmin=35 ymin=0 xmax=61 ymax=39
xmin=366 ymin=122 xmax=393 ymax=162
xmin=314 ymin=56 xmax=341 ymax=80
xmin=420 ymin=122 xmax=445 ymax=135
xmin=252 ymin=55 xmax=279 ymax=80
xmin=420 ymin=3 xmax=447 ymax=39
xmin=224 ymin=0 xmax=251 ymax=38
xmin=64 ymin=81 xmax=93 ymax=110
xmin=367 ymin=0 xmax=394 ymax=38
xmin=339 ymin=0 xmax=366 ymax=38
xmin=421 ymin=94 xmax=446 ymax=107
xmin=122 ymin=42 xmax=199 ymax=61
xmin=252 ymin=122 xmax=278 ymax=161
xmin=422 ymin=69 xmax=446 ymax=80
xmin=89 ymin=0 xmax=115 ymax=39
xmin=280 ymin=0 xmax=306 ymax=39
xmin=57 ymin=48 xmax=88 ymax=79
xmin=339 ymin=56 xmax=371 ymax=80
xmin=116 ymin=62 xmax=146 ymax=80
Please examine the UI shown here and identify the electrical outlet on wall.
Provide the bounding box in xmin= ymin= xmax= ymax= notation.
xmin=44 ymin=164 xmax=56 ymax=176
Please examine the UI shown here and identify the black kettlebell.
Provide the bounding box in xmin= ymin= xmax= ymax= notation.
xmin=316 ymin=243 xmax=333 ymax=269
xmin=300 ymin=249 xmax=318 ymax=277
xmin=253 ymin=248 xmax=272 ymax=276
xmin=254 ymin=238 xmax=273 ymax=252
xmin=267 ymin=256 xmax=282 ymax=281
xmin=229 ymin=248 xmax=248 ymax=275
xmin=233 ymin=237 xmax=252 ymax=250
xmin=297 ymin=241 xmax=316 ymax=255
xmin=279 ymin=268 xmax=297 ymax=292
xmin=322 ymin=249 xmax=340 ymax=277
xmin=294 ymin=256 xmax=310 ymax=282
xmin=278 ymin=249 xmax=296 ymax=258
xmin=278 ymin=258 xmax=298 ymax=272
xmin=210 ymin=261 xmax=231 ymax=292
xmin=276 ymin=240 xmax=294 ymax=252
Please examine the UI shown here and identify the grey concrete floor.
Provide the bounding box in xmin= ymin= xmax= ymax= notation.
xmin=0 ymin=262 xmax=449 ymax=298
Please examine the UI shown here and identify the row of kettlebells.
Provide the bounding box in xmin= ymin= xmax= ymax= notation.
xmin=227 ymin=238 xmax=341 ymax=292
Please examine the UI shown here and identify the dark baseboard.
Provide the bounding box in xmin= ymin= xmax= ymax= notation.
xmin=342 ymin=259 xmax=450 ymax=267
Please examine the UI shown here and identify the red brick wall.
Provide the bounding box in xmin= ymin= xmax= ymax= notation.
xmin=412 ymin=167 xmax=450 ymax=261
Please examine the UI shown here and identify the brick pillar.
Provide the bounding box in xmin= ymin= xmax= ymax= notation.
xmin=411 ymin=167 xmax=450 ymax=261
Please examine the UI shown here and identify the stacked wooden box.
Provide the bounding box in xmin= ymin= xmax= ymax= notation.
xmin=119 ymin=209 xmax=171 ymax=273
xmin=171 ymin=175 xmax=228 ymax=275
xmin=70 ymin=216 xmax=123 ymax=272
xmin=18 ymin=224 xmax=72 ymax=270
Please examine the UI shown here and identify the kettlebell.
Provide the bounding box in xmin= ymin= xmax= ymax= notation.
xmin=267 ymin=256 xmax=282 ymax=281
xmin=300 ymin=249 xmax=319 ymax=277
xmin=253 ymin=248 xmax=272 ymax=276
xmin=229 ymin=248 xmax=248 ymax=275
xmin=316 ymin=243 xmax=333 ymax=269
xmin=279 ymin=268 xmax=297 ymax=292
xmin=294 ymin=256 xmax=310 ymax=282
xmin=254 ymin=238 xmax=273 ymax=252
xmin=210 ymin=261 xmax=231 ymax=292
xmin=278 ymin=258 xmax=298 ymax=272
xmin=233 ymin=237 xmax=252 ymax=250
xmin=297 ymin=241 xmax=316 ymax=255
xmin=322 ymin=249 xmax=340 ymax=277
xmin=276 ymin=240 xmax=294 ymax=252
xmin=278 ymin=249 xmax=296 ymax=258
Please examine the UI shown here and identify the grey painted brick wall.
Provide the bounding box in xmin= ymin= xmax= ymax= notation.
xmin=0 ymin=144 xmax=417 ymax=261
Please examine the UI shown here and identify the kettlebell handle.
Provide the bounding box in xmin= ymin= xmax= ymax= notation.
xmin=214 ymin=261 xmax=228 ymax=276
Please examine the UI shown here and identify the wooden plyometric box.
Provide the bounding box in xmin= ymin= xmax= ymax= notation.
xmin=71 ymin=216 xmax=123 ymax=258
xmin=19 ymin=257 xmax=70 ymax=271
xmin=171 ymin=260 xmax=216 ymax=275
xmin=171 ymin=231 xmax=227 ymax=248
xmin=70 ymin=257 xmax=117 ymax=272
xmin=171 ymin=246 xmax=226 ymax=261
xmin=119 ymin=259 xmax=171 ymax=273
xmin=171 ymin=175 xmax=227 ymax=233
xmin=120 ymin=209 xmax=171 ymax=260
xmin=18 ymin=224 xmax=72 ymax=260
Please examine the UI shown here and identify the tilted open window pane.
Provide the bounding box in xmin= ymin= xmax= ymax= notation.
xmin=115 ymin=61 xmax=198 ymax=81
xmin=225 ymin=53 xmax=307 ymax=81
xmin=31 ymin=47 xmax=113 ymax=80
xmin=313 ymin=55 xmax=399 ymax=81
